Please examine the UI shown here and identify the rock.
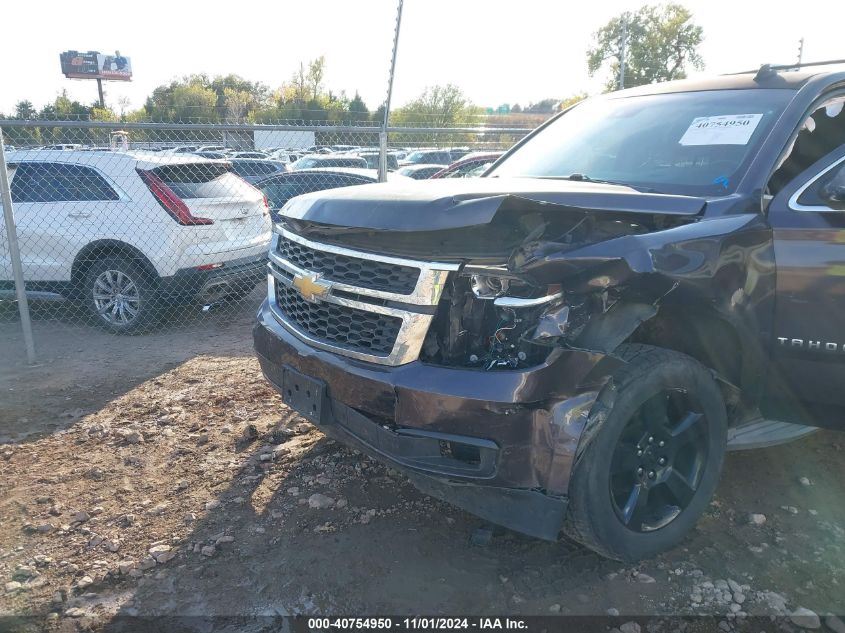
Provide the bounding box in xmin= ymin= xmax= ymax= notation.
xmin=636 ymin=573 xmax=656 ymax=584
xmin=184 ymin=513 xmax=197 ymax=524
xmin=718 ymin=622 xmax=731 ymax=632
xmin=14 ymin=565 xmax=37 ymax=580
xmin=148 ymin=545 xmax=174 ymax=564
xmin=336 ymin=498 xmax=348 ymax=509
xmin=72 ymin=511 xmax=90 ymax=523
xmin=105 ymin=540 xmax=121 ymax=553
xmin=215 ymin=535 xmax=234 ymax=545
xmin=205 ymin=500 xmax=221 ymax=510
xmin=118 ymin=560 xmax=136 ymax=575
xmin=607 ymin=608 xmax=620 ymax=616
xmin=790 ymin=608 xmax=821 ymax=629
xmin=549 ymin=604 xmax=561 ymax=613
xmin=296 ymin=423 xmax=311 ymax=434
xmin=690 ymin=591 xmax=703 ymax=604
xmin=620 ymin=622 xmax=641 ymax=633
xmin=36 ymin=523 xmax=55 ymax=534
xmin=307 ymin=493 xmax=335 ymax=509
xmin=5 ymin=581 xmax=22 ymax=593
xmin=176 ymin=480 xmax=189 ymax=491
xmin=259 ymin=453 xmax=272 ymax=461
xmin=65 ymin=608 xmax=86 ymax=618
xmin=273 ymin=445 xmax=290 ymax=458
xmin=137 ymin=557 xmax=156 ymax=571
xmin=287 ymin=487 xmax=300 ymax=496
xmin=76 ymin=575 xmax=94 ymax=589
xmin=734 ymin=593 xmax=746 ymax=604
xmin=730 ymin=603 xmax=741 ymax=613
xmin=782 ymin=505 xmax=799 ymax=515
xmin=120 ymin=514 xmax=135 ymax=527
xmin=470 ymin=525 xmax=494 ymax=547
xmin=727 ymin=579 xmax=742 ymax=594
xmin=748 ymin=513 xmax=767 ymax=525
xmin=825 ymin=615 xmax=845 ymax=633
xmin=33 ymin=555 xmax=52 ymax=567
xmin=88 ymin=535 xmax=103 ymax=548
xmin=799 ymin=477 xmax=812 ymax=486
xmin=123 ymin=430 xmax=143 ymax=444
xmin=201 ymin=545 xmax=216 ymax=557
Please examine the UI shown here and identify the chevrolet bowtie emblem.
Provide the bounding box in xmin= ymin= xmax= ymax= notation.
xmin=292 ymin=272 xmax=331 ymax=303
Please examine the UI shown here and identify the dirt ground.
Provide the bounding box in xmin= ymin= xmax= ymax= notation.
xmin=1 ymin=294 xmax=845 ymax=632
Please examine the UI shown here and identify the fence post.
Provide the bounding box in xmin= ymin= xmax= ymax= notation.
xmin=379 ymin=0 xmax=404 ymax=182
xmin=0 ymin=128 xmax=36 ymax=363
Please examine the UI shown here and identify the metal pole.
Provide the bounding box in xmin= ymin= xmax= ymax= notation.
xmin=379 ymin=0 xmax=404 ymax=183
xmin=97 ymin=79 xmax=105 ymax=109
xmin=0 ymin=129 xmax=36 ymax=363
xmin=797 ymin=37 xmax=804 ymax=66
xmin=619 ymin=13 xmax=628 ymax=91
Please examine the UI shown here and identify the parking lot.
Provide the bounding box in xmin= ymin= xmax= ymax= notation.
xmin=2 ymin=293 xmax=845 ymax=631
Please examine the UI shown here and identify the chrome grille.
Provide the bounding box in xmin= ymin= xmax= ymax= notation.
xmin=274 ymin=280 xmax=401 ymax=355
xmin=277 ymin=237 xmax=419 ymax=294
xmin=267 ymin=225 xmax=459 ymax=366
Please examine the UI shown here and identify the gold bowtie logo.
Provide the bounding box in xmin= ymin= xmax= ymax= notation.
xmin=292 ymin=272 xmax=331 ymax=303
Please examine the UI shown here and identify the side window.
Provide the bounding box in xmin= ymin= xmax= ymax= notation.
xmin=770 ymin=97 xmax=845 ymax=196
xmin=11 ymin=163 xmax=118 ymax=203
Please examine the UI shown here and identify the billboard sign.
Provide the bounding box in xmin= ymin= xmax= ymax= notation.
xmin=60 ymin=51 xmax=132 ymax=81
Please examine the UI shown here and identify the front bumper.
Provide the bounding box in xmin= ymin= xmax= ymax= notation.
xmin=254 ymin=299 xmax=617 ymax=540
xmin=159 ymin=253 xmax=267 ymax=303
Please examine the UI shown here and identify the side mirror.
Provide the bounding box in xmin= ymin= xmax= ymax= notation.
xmin=819 ymin=163 xmax=845 ymax=210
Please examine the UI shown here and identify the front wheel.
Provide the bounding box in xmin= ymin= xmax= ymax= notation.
xmin=563 ymin=344 xmax=727 ymax=561
xmin=84 ymin=256 xmax=159 ymax=334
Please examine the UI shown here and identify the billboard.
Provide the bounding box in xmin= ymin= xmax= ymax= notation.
xmin=60 ymin=51 xmax=132 ymax=81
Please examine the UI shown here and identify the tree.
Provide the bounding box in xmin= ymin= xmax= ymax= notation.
xmin=511 ymin=103 xmax=522 ymax=114
xmin=307 ymin=56 xmax=326 ymax=101
xmin=559 ymin=93 xmax=588 ymax=111
xmin=14 ymin=101 xmax=36 ymax=120
xmin=171 ymin=82 xmax=217 ymax=121
xmin=224 ymin=87 xmax=252 ymax=122
xmin=348 ymin=92 xmax=369 ymax=123
xmin=391 ymin=84 xmax=475 ymax=127
xmin=587 ymin=3 xmax=704 ymax=91
xmin=525 ymin=98 xmax=561 ymax=114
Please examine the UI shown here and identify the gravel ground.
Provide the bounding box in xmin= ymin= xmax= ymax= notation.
xmin=1 ymin=297 xmax=845 ymax=632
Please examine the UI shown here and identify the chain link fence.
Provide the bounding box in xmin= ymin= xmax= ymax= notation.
xmin=0 ymin=120 xmax=533 ymax=361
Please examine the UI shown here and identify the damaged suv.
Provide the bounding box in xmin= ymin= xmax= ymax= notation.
xmin=254 ymin=65 xmax=845 ymax=560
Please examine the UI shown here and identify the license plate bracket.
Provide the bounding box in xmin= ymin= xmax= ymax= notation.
xmin=282 ymin=366 xmax=329 ymax=425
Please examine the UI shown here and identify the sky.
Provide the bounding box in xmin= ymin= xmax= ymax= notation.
xmin=1 ymin=0 xmax=843 ymax=116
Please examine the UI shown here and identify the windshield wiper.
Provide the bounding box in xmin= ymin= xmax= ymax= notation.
xmin=549 ymin=173 xmax=663 ymax=194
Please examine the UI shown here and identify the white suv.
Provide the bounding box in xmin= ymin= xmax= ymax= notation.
xmin=0 ymin=150 xmax=272 ymax=332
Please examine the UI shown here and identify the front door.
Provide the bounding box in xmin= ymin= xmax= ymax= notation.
xmin=766 ymin=144 xmax=845 ymax=426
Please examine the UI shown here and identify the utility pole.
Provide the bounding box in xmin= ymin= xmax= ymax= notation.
xmin=619 ymin=13 xmax=628 ymax=91
xmin=379 ymin=0 xmax=404 ymax=183
xmin=797 ymin=37 xmax=804 ymax=66
xmin=96 ymin=78 xmax=105 ymax=109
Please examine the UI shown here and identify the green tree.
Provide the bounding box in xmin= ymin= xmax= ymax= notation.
xmin=14 ymin=100 xmax=37 ymax=119
xmin=511 ymin=103 xmax=522 ymax=113
xmin=587 ymin=3 xmax=704 ymax=90
xmin=224 ymin=87 xmax=252 ymax=122
xmin=171 ymin=82 xmax=217 ymax=121
xmin=525 ymin=98 xmax=561 ymax=114
xmin=348 ymin=92 xmax=369 ymax=123
xmin=307 ymin=56 xmax=326 ymax=100
xmin=559 ymin=93 xmax=588 ymax=111
xmin=391 ymin=84 xmax=475 ymax=127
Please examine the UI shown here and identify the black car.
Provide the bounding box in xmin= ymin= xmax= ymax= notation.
xmin=255 ymin=167 xmax=407 ymax=221
xmin=229 ymin=159 xmax=288 ymax=184
xmin=356 ymin=152 xmax=400 ymax=171
xmin=255 ymin=63 xmax=845 ymax=562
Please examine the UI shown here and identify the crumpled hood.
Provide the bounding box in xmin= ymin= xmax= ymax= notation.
xmin=281 ymin=177 xmax=707 ymax=233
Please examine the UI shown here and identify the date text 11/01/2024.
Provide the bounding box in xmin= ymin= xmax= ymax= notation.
xmin=306 ymin=618 xmax=528 ymax=630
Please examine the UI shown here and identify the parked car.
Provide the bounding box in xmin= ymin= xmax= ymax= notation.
xmin=395 ymin=164 xmax=444 ymax=179
xmin=193 ymin=151 xmax=227 ymax=159
xmin=255 ymin=63 xmax=845 ymax=561
xmin=431 ymin=152 xmax=505 ymax=178
xmin=398 ymin=149 xmax=454 ymax=166
xmin=229 ymin=159 xmax=288 ymax=184
xmin=0 ymin=151 xmax=271 ymax=333
xmin=288 ymin=155 xmax=368 ymax=171
xmin=166 ymin=146 xmax=199 ymax=155
xmin=195 ymin=145 xmax=226 ymax=152
xmin=228 ymin=151 xmax=269 ymax=159
xmin=256 ymin=167 xmax=408 ymax=221
xmin=355 ymin=151 xmax=400 ymax=171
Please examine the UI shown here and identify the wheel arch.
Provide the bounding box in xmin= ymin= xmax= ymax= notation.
xmin=71 ymin=240 xmax=161 ymax=293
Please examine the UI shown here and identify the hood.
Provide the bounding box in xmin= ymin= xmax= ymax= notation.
xmin=281 ymin=177 xmax=706 ymax=261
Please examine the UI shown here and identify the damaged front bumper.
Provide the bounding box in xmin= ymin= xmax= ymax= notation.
xmin=254 ymin=299 xmax=619 ymax=540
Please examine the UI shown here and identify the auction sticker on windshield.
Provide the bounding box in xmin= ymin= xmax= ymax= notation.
xmin=679 ymin=113 xmax=763 ymax=146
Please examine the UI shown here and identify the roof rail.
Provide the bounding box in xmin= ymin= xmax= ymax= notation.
xmin=725 ymin=59 xmax=845 ymax=77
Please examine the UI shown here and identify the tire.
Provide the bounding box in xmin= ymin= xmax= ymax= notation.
xmin=83 ymin=256 xmax=160 ymax=334
xmin=563 ymin=344 xmax=727 ymax=561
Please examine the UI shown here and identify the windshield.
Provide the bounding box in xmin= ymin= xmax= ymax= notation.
xmin=489 ymin=89 xmax=794 ymax=196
